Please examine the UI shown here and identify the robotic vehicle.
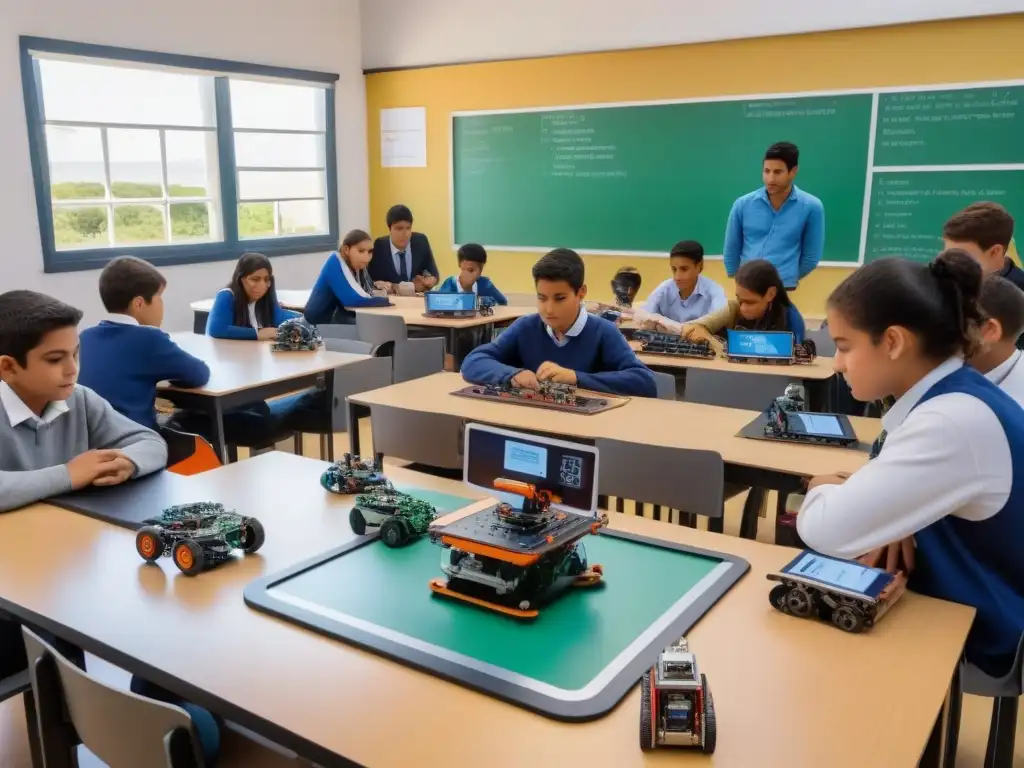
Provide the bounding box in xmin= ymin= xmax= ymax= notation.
xmin=135 ymin=502 xmax=265 ymax=576
xmin=634 ymin=330 xmax=716 ymax=359
xmin=320 ymin=452 xmax=391 ymax=494
xmin=478 ymin=296 xmax=497 ymax=316
xmin=271 ymin=317 xmax=322 ymax=351
xmin=640 ymin=637 xmax=716 ymax=753
xmin=349 ymin=487 xmax=438 ymax=547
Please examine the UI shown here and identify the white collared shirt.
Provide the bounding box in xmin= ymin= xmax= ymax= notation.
xmin=640 ymin=275 xmax=728 ymax=324
xmin=0 ymin=381 xmax=70 ymax=428
xmin=545 ymin=308 xmax=588 ymax=348
xmin=247 ymin=302 xmax=260 ymax=330
xmin=103 ymin=314 xmax=139 ymax=326
xmin=986 ymin=350 xmax=1024 ymax=407
xmin=390 ymin=239 xmax=410 ymax=281
xmin=458 ymin=279 xmax=479 ymax=295
xmin=797 ymin=357 xmax=1012 ymax=559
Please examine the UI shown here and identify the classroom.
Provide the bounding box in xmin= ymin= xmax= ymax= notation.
xmin=2 ymin=1 xmax=1024 ymax=766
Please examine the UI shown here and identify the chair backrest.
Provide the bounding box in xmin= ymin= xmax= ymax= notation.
xmin=372 ymin=410 xmax=464 ymax=469
xmin=331 ymin=356 xmax=393 ymax=431
xmin=806 ymin=327 xmax=836 ymax=357
xmin=162 ymin=429 xmax=222 ymax=476
xmin=650 ymin=371 xmax=676 ymax=401
xmin=317 ymin=324 xmax=361 ymax=341
xmin=594 ymin=438 xmax=724 ymax=521
xmin=393 ymin=336 xmax=445 ymax=384
xmin=21 ymin=626 xmax=206 ymax=768
xmin=503 ymin=292 xmax=536 ymax=307
xmin=962 ymin=631 xmax=1024 ymax=698
xmin=323 ymin=338 xmax=375 ymax=356
xmin=683 ymin=369 xmax=789 ymax=410
xmin=355 ymin=313 xmax=408 ymax=347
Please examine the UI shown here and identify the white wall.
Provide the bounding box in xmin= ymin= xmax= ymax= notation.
xmin=0 ymin=0 xmax=368 ymax=331
xmin=360 ymin=0 xmax=1024 ymax=70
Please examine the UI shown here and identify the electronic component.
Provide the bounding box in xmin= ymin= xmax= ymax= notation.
xmin=423 ymin=291 xmax=479 ymax=318
xmin=349 ymin=488 xmax=437 ymax=548
xmin=724 ymin=329 xmax=816 ymax=365
xmin=640 ymin=637 xmax=716 ymax=753
xmin=271 ymin=317 xmax=322 ymax=351
xmin=634 ymin=330 xmax=715 ymax=359
xmin=320 ymin=453 xmax=391 ymax=494
xmin=764 ymin=399 xmax=858 ymax=447
xmin=135 ymin=502 xmax=265 ymax=576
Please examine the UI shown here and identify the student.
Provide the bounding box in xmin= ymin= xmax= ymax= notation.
xmin=79 ymin=256 xmax=210 ymax=431
xmin=304 ymin=229 xmax=392 ymax=325
xmin=943 ymin=201 xmax=1023 ymax=290
xmin=368 ymin=204 xmax=439 ymax=290
xmin=206 ymin=252 xmax=300 ymax=340
xmin=437 ymin=243 xmax=508 ymax=304
xmin=679 ymin=259 xmax=805 ymax=352
xmin=969 ymin=274 xmax=1024 ymax=405
xmin=461 ymin=248 xmax=657 ymax=398
xmin=797 ymin=249 xmax=1024 ymax=679
xmin=640 ymin=240 xmax=728 ymax=328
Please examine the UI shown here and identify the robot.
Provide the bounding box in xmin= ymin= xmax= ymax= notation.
xmin=478 ymin=296 xmax=497 ymax=317
xmin=766 ymin=564 xmax=906 ymax=633
xmin=428 ymin=478 xmax=607 ymax=618
xmin=320 ymin=453 xmax=391 ymax=494
xmin=611 ymin=267 xmax=642 ymax=308
xmin=135 ymin=502 xmax=265 ymax=576
xmin=271 ymin=317 xmax=323 ymax=351
xmin=794 ymin=337 xmax=817 ymax=364
xmin=640 ymin=637 xmax=716 ymax=753
xmin=634 ymin=330 xmax=716 ymax=359
xmin=773 ymin=383 xmax=806 ymax=413
xmin=349 ymin=488 xmax=438 ymax=547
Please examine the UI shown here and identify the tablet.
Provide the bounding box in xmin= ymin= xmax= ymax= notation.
xmin=780 ymin=551 xmax=893 ymax=600
xmin=424 ymin=292 xmax=476 ymax=314
xmin=783 ymin=411 xmax=857 ymax=442
xmin=726 ymin=329 xmax=794 ymax=360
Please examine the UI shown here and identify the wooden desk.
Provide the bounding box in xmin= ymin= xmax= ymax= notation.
xmin=0 ymin=452 xmax=971 ymax=767
xmin=190 ymin=291 xmax=310 ymax=334
xmin=158 ymin=333 xmax=368 ymax=461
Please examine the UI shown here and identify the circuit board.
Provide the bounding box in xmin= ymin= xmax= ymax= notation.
xmin=634 ymin=331 xmax=716 ymax=359
xmin=453 ymin=384 xmax=626 ymax=414
xmin=432 ymin=505 xmax=599 ymax=556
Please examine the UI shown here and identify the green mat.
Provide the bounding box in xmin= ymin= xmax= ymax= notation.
xmin=389 ymin=487 xmax=474 ymax=516
xmin=270 ymin=533 xmax=721 ymax=691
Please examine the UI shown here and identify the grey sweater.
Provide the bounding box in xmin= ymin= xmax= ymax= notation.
xmin=0 ymin=385 xmax=167 ymax=513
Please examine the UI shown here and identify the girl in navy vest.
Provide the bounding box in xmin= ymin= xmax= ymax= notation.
xmin=798 ymin=248 xmax=1024 ymax=678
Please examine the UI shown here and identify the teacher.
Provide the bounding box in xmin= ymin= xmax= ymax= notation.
xmin=723 ymin=142 xmax=824 ymax=291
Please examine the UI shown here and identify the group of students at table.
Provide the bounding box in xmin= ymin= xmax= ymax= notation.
xmin=1 ymin=197 xmax=1024 ymax=763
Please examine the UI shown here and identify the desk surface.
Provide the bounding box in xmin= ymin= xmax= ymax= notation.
xmin=349 ymin=372 xmax=881 ymax=477
xmin=159 ymin=333 xmax=367 ymax=397
xmin=632 ymin=344 xmax=837 ymax=381
xmin=0 ymin=452 xmax=972 ymax=768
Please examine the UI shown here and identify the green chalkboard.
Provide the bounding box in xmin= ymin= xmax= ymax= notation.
xmin=865 ymin=170 xmax=1024 ymax=263
xmin=454 ymin=94 xmax=873 ymax=263
xmin=874 ymin=87 xmax=1024 ymax=166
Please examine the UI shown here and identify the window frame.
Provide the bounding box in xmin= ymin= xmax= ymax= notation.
xmin=19 ymin=36 xmax=340 ymax=274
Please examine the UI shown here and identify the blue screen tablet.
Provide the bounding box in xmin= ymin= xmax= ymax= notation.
xmin=781 ymin=551 xmax=892 ymax=599
xmin=424 ymin=292 xmax=476 ymax=313
xmin=726 ymin=329 xmax=794 ymax=359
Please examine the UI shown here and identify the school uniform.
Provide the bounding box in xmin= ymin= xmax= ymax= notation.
xmin=798 ymin=358 xmax=1024 ymax=677
xmin=368 ymin=233 xmax=439 ymax=284
xmin=986 ymin=349 xmax=1024 ymax=406
xmin=304 ymin=252 xmax=390 ymax=325
xmin=437 ymin=275 xmax=508 ymax=305
xmin=205 ymin=289 xmax=299 ymax=340
xmin=641 ymin=276 xmax=728 ymax=324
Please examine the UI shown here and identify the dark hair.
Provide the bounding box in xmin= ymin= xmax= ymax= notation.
xmin=532 ymin=248 xmax=585 ymax=293
xmin=385 ymin=204 xmax=413 ymax=229
xmin=457 ymin=243 xmax=487 ymax=266
xmin=98 ymin=256 xmax=166 ymax=313
xmin=669 ymin=240 xmax=704 ymax=264
xmin=764 ymin=142 xmax=799 ymax=171
xmin=979 ymin=274 xmax=1024 ymax=342
xmin=227 ymin=252 xmax=279 ymax=328
xmin=734 ymin=259 xmax=792 ymax=331
xmin=0 ymin=290 xmax=83 ymax=367
xmin=943 ymin=202 xmax=1015 ymax=251
xmin=828 ymin=249 xmax=984 ymax=359
xmin=341 ymin=229 xmax=372 ymax=249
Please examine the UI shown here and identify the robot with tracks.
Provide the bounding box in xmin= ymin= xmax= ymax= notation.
xmin=640 ymin=637 xmax=716 ymax=753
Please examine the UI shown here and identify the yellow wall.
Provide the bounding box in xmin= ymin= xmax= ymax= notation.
xmin=366 ymin=15 xmax=1023 ymax=317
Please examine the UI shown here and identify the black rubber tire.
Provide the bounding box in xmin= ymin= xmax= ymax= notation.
xmin=832 ymin=605 xmax=866 ymax=633
xmin=349 ymin=508 xmax=367 ymax=536
xmin=135 ymin=526 xmax=164 ymax=563
xmin=639 ymin=670 xmax=656 ymax=750
xmin=241 ymin=518 xmax=265 ymax=554
xmin=786 ymin=586 xmax=815 ymax=618
xmin=380 ymin=517 xmax=405 ymax=548
xmin=768 ymin=584 xmax=790 ymax=612
xmin=173 ymin=539 xmax=205 ymax=576
xmin=701 ymin=674 xmax=717 ymax=755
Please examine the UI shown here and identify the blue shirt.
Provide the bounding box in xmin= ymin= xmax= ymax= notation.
xmin=79 ymin=316 xmax=211 ymax=430
xmin=304 ymin=253 xmax=391 ymax=325
xmin=723 ymin=185 xmax=825 ymax=288
xmin=461 ymin=312 xmax=657 ymax=398
xmin=205 ymin=289 xmax=300 ymax=340
xmin=437 ymin=275 xmax=508 ymax=305
xmin=641 ymin=276 xmax=728 ymax=324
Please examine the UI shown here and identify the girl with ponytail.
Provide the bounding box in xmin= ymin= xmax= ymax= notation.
xmin=797 ymin=248 xmax=1024 ymax=678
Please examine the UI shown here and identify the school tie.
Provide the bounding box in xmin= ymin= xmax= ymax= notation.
xmin=396 ymin=250 xmax=408 ymax=281
xmin=869 ymin=396 xmax=895 ymax=459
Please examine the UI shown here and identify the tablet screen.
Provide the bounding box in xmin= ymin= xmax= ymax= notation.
xmin=785 ymin=552 xmax=885 ymax=595
xmin=727 ymin=330 xmax=794 ymax=358
xmin=425 ymin=292 xmax=476 ymax=312
xmin=788 ymin=413 xmax=846 ymax=437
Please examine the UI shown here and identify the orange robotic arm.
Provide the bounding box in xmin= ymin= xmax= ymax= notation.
xmin=493 ymin=478 xmax=562 ymax=506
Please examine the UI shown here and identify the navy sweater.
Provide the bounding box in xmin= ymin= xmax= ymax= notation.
xmin=305 ymin=253 xmax=391 ymax=325
xmin=79 ymin=320 xmax=211 ymax=430
xmin=461 ymin=313 xmax=657 ymax=397
xmin=437 ymin=276 xmax=508 ymax=305
xmin=206 ymin=289 xmax=300 ymax=340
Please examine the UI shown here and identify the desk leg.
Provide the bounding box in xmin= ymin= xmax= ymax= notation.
xmin=323 ymin=369 xmax=335 ymax=463
xmin=210 ymin=399 xmax=228 ymax=465
xmin=804 ymin=376 xmax=832 ymax=412
xmin=738 ymin=487 xmax=766 ymax=540
xmin=920 ymin=661 xmax=962 ymax=768
xmin=193 ymin=310 xmax=209 ymax=335
xmin=348 ymin=401 xmax=371 ymax=456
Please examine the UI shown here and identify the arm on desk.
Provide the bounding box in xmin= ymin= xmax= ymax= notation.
xmin=206 ymin=290 xmax=258 ymax=340
xmin=0 ymin=465 xmax=72 ymax=513
xmin=150 ymin=332 xmax=211 ymax=388
xmin=272 ymin=304 xmax=302 ymax=326
xmin=575 ymin=324 xmax=657 ymax=397
xmin=461 ymin=319 xmax=527 ymax=385
xmin=82 ymin=387 xmax=168 ymax=477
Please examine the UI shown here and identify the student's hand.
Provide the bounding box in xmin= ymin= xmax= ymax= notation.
xmin=374 ymin=281 xmax=393 ymax=293
xmin=680 ymin=324 xmax=713 ymax=343
xmin=536 ymin=362 xmax=578 ymax=385
xmin=805 ymin=473 xmax=850 ymax=490
xmin=859 ymin=537 xmax=916 ymax=575
xmin=641 ymin=320 xmax=661 ymax=331
xmin=67 ymin=450 xmax=128 ymax=490
xmin=421 ymin=274 xmax=438 ymax=289
xmin=511 ymin=370 xmax=540 ymax=390
xmin=91 ymin=457 xmax=137 ymax=487
xmin=257 ymin=328 xmax=278 ymax=341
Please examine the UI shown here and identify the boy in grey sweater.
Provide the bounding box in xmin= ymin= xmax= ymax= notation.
xmin=0 ymin=290 xmax=167 ymax=513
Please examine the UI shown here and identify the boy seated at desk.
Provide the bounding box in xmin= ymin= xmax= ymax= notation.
xmin=368 ymin=204 xmax=439 ymax=294
xmin=635 ymin=240 xmax=728 ymax=333
xmin=461 ymin=248 xmax=657 ymax=398
xmin=437 ymin=243 xmax=508 ymax=304
xmin=0 ymin=289 xmax=167 ymax=513
xmin=78 ymin=256 xmax=211 ymax=431
xmin=968 ymin=274 xmax=1024 ymax=405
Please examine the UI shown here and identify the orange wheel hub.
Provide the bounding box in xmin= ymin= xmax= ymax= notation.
xmin=175 ymin=545 xmax=193 ymax=569
xmin=139 ymin=536 xmax=156 ymax=557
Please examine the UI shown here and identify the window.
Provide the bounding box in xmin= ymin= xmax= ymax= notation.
xmin=20 ymin=37 xmax=339 ymax=273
